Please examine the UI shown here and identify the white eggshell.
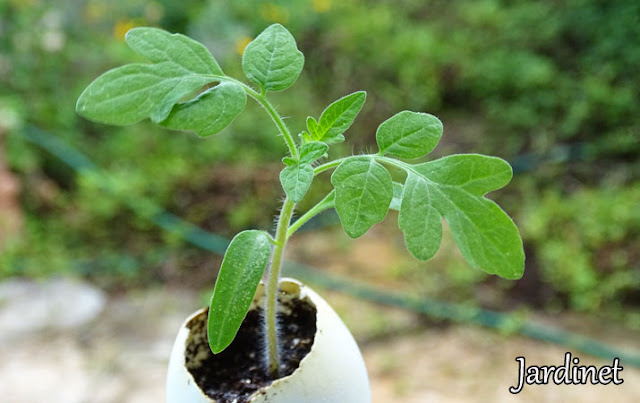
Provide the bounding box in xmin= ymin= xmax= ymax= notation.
xmin=166 ymin=278 xmax=371 ymax=403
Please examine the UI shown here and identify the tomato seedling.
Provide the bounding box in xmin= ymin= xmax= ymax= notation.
xmin=76 ymin=24 xmax=524 ymax=379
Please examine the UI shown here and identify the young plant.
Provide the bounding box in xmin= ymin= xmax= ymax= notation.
xmin=76 ymin=24 xmax=524 ymax=379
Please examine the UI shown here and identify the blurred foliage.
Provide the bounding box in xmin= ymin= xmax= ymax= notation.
xmin=1 ymin=0 xmax=639 ymax=317
xmin=522 ymin=185 xmax=640 ymax=312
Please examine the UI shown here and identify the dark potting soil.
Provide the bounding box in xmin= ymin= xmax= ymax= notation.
xmin=185 ymin=296 xmax=317 ymax=403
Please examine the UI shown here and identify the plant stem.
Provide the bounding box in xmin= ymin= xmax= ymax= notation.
xmin=218 ymin=75 xmax=299 ymax=378
xmin=207 ymin=75 xmax=303 ymax=378
xmin=374 ymin=155 xmax=434 ymax=182
xmin=286 ymin=190 xmax=335 ymax=239
xmin=313 ymin=157 xmax=349 ymax=176
xmin=265 ymin=197 xmax=296 ymax=379
xmin=247 ymin=89 xmax=299 ymax=160
xmin=207 ymin=75 xmax=299 ymax=159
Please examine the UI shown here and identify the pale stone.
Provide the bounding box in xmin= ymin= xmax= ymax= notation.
xmin=0 ymin=278 xmax=106 ymax=340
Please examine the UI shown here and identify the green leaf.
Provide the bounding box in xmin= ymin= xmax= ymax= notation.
xmin=389 ymin=182 xmax=404 ymax=211
xmin=77 ymin=64 xmax=212 ymax=125
xmin=398 ymin=174 xmax=442 ymax=260
xmin=125 ymin=27 xmax=223 ymax=76
xmin=397 ymin=154 xmax=523 ymax=278
xmin=207 ymin=230 xmax=271 ymax=354
xmin=299 ymin=141 xmax=329 ymax=164
xmin=412 ymin=154 xmax=513 ymax=196
xmin=331 ymin=157 xmax=393 ymax=238
xmin=159 ymin=82 xmax=246 ymax=137
xmin=76 ymin=27 xmax=224 ymax=125
xmin=306 ymin=116 xmax=319 ymax=138
xmin=376 ymin=111 xmax=443 ymax=159
xmin=280 ymin=162 xmax=314 ymax=203
xmin=242 ymin=24 xmax=304 ymax=92
xmin=282 ymin=156 xmax=297 ymax=166
xmin=314 ymin=91 xmax=366 ymax=143
xmin=300 ymin=131 xmax=313 ymax=143
xmin=326 ymin=133 xmax=345 ymax=144
xmin=435 ymin=187 xmax=523 ymax=279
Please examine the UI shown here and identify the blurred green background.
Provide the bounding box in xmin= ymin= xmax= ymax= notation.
xmin=1 ymin=0 xmax=639 ymax=326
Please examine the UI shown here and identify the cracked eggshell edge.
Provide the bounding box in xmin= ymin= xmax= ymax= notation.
xmin=166 ymin=277 xmax=371 ymax=403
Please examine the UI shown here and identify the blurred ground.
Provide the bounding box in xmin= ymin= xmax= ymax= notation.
xmin=1 ymin=278 xmax=638 ymax=403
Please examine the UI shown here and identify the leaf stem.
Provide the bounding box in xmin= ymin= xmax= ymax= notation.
xmin=265 ymin=197 xmax=296 ymax=379
xmin=286 ymin=190 xmax=335 ymax=239
xmin=375 ymin=155 xmax=434 ymax=182
xmin=313 ymin=157 xmax=350 ymax=176
xmin=374 ymin=155 xmax=410 ymax=170
xmin=264 ymin=231 xmax=278 ymax=246
xmin=247 ymin=88 xmax=299 ymax=160
xmin=207 ymin=75 xmax=299 ymax=159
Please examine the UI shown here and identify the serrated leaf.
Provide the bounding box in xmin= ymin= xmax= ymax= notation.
xmin=331 ymin=157 xmax=393 ymax=238
xmin=376 ymin=111 xmax=443 ymax=159
xmin=207 ymin=230 xmax=271 ymax=354
xmin=280 ymin=162 xmax=314 ymax=203
xmin=315 ymin=91 xmax=366 ymax=143
xmin=299 ymin=141 xmax=329 ymax=164
xmin=77 ymin=27 xmax=224 ymax=125
xmin=398 ymin=154 xmax=523 ymax=278
xmin=159 ymin=82 xmax=246 ymax=137
xmin=242 ymin=24 xmax=304 ymax=92
xmin=398 ymin=174 xmax=442 ymax=260
xmin=389 ymin=182 xmax=404 ymax=211
xmin=125 ymin=27 xmax=223 ymax=76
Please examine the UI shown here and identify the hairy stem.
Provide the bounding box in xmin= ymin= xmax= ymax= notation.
xmin=287 ymin=190 xmax=335 ymax=238
xmin=207 ymin=75 xmax=301 ymax=378
xmin=313 ymin=157 xmax=349 ymax=176
xmin=207 ymin=75 xmax=299 ymax=159
xmin=246 ymin=89 xmax=299 ymax=160
xmin=265 ymin=198 xmax=296 ymax=378
xmin=232 ymin=76 xmax=299 ymax=378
